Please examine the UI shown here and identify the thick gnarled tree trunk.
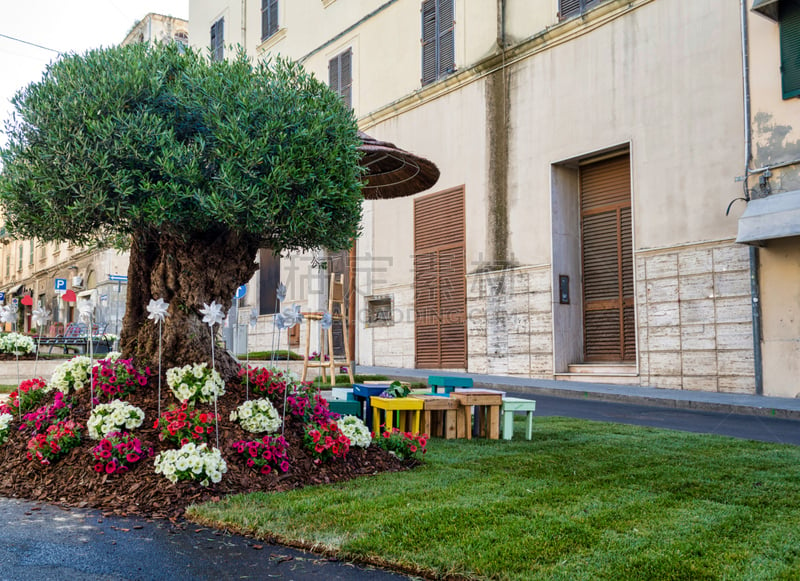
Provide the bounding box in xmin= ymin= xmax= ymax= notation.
xmin=120 ymin=229 xmax=262 ymax=383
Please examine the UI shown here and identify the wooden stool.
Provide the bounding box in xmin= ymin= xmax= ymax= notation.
xmin=328 ymin=400 xmax=362 ymax=418
xmin=370 ymin=396 xmax=423 ymax=434
xmin=501 ymin=397 xmax=537 ymax=440
xmin=410 ymin=395 xmax=459 ymax=439
xmin=352 ymin=383 xmax=390 ymax=429
xmin=451 ymin=390 xmax=503 ymax=440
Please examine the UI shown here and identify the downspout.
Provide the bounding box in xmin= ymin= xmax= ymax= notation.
xmin=241 ymin=0 xmax=247 ymax=53
xmin=740 ymin=0 xmax=764 ymax=395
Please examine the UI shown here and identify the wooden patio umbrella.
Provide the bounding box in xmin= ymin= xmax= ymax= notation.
xmin=357 ymin=131 xmax=440 ymax=199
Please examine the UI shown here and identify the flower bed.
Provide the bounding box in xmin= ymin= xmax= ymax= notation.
xmin=25 ymin=420 xmax=82 ymax=465
xmin=87 ymin=400 xmax=145 ymax=440
xmin=92 ymin=357 xmax=149 ymax=402
xmin=154 ymin=442 xmax=228 ymax=486
xmin=154 ymin=403 xmax=217 ymax=446
xmin=166 ymin=363 xmax=225 ymax=405
xmin=50 ymin=356 xmax=93 ymax=394
xmin=90 ymin=431 xmax=151 ymax=475
xmin=231 ymin=435 xmax=290 ymax=475
xmin=229 ymin=398 xmax=281 ymax=434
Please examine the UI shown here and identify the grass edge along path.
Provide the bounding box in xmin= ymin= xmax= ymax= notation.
xmin=187 ymin=417 xmax=800 ymax=581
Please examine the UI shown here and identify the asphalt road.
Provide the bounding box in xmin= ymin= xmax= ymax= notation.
xmin=514 ymin=391 xmax=800 ymax=446
xmin=0 ymin=497 xmax=418 ymax=581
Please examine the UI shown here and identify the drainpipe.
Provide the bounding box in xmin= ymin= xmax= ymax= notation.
xmin=740 ymin=0 xmax=764 ymax=395
xmin=241 ymin=0 xmax=247 ymax=52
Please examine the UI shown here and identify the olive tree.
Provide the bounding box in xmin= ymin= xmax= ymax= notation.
xmin=0 ymin=42 xmax=363 ymax=379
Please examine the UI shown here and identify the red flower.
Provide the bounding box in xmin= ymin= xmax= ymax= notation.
xmin=194 ymin=425 xmax=204 ymax=434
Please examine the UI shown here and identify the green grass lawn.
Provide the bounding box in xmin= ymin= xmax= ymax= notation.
xmin=188 ymin=417 xmax=800 ymax=580
xmin=0 ymin=385 xmax=15 ymax=394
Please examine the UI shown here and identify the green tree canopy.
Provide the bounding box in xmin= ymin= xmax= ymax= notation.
xmin=0 ymin=42 xmax=365 ymax=378
xmin=0 ymin=42 xmax=363 ymax=252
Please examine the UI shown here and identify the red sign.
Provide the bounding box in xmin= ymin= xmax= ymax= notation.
xmin=62 ymin=289 xmax=77 ymax=302
xmin=20 ymin=295 xmax=33 ymax=306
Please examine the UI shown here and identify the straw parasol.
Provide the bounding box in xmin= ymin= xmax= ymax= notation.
xmin=357 ymin=131 xmax=440 ymax=199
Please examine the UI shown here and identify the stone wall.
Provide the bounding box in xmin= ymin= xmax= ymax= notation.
xmin=636 ymin=242 xmax=755 ymax=393
xmin=466 ymin=265 xmax=553 ymax=377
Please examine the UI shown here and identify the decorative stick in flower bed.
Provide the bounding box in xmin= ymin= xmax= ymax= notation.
xmin=77 ymin=299 xmax=95 ymax=405
xmin=269 ymin=282 xmax=288 ymax=367
xmin=246 ymin=307 xmax=259 ymax=401
xmin=31 ymin=306 xmax=51 ymax=376
xmin=199 ymin=300 xmax=225 ymax=449
xmin=146 ymin=298 xmax=169 ymax=418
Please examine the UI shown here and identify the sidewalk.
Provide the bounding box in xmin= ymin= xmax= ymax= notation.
xmin=355 ymin=365 xmax=800 ymax=421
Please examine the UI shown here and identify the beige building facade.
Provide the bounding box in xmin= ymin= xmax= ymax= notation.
xmin=184 ymin=0 xmax=795 ymax=398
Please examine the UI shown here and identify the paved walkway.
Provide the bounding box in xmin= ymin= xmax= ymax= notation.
xmin=355 ymin=365 xmax=800 ymax=420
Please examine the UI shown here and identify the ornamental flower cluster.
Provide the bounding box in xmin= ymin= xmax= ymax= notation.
xmin=336 ymin=415 xmax=372 ymax=448
xmin=92 ymin=357 xmax=148 ymax=402
xmin=0 ymin=377 xmax=49 ymax=415
xmin=287 ymin=385 xmax=338 ymax=424
xmin=231 ymin=435 xmax=290 ymax=475
xmin=25 ymin=419 xmax=82 ymax=465
xmin=0 ymin=332 xmax=35 ymax=355
xmin=303 ymin=419 xmax=350 ymax=462
xmin=50 ymin=356 xmax=93 ymax=395
xmin=154 ymin=442 xmax=228 ymax=487
xmin=238 ymin=365 xmax=292 ymax=403
xmin=20 ymin=391 xmax=73 ymax=432
xmin=87 ymin=400 xmax=145 ymax=440
xmin=166 ymin=363 xmax=225 ymax=405
xmin=0 ymin=413 xmax=12 ymax=446
xmin=154 ymin=403 xmax=217 ymax=446
xmin=373 ymin=427 xmax=428 ymax=461
xmin=229 ymin=398 xmax=281 ymax=434
xmin=90 ymin=431 xmax=151 ymax=475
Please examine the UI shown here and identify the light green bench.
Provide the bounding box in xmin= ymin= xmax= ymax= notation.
xmin=501 ymin=397 xmax=537 ymax=440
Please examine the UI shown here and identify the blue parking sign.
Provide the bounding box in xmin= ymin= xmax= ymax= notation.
xmin=0 ymin=292 xmax=5 ymax=302
xmin=55 ymin=278 xmax=67 ymax=291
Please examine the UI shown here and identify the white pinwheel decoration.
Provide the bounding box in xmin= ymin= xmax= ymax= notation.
xmin=249 ymin=308 xmax=258 ymax=328
xmin=273 ymin=312 xmax=287 ymax=329
xmin=31 ymin=307 xmax=51 ymax=328
xmin=320 ymin=311 xmax=333 ymax=330
xmin=78 ymin=299 xmax=94 ymax=324
xmin=146 ymin=298 xmax=170 ymax=323
xmin=200 ymin=301 xmax=225 ymax=327
xmin=1 ymin=305 xmax=16 ymax=324
xmin=276 ymin=283 xmax=287 ymax=303
xmin=279 ymin=304 xmax=304 ymax=328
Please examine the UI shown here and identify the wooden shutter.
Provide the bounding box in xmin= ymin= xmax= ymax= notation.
xmin=421 ymin=0 xmax=437 ymax=85
xmin=781 ymin=0 xmax=800 ymax=99
xmin=210 ymin=19 xmax=224 ymax=61
xmin=262 ymin=0 xmax=278 ymax=40
xmin=438 ymin=0 xmax=455 ymax=76
xmin=329 ymin=49 xmax=352 ymax=109
xmin=259 ymin=249 xmax=280 ymax=315
xmin=560 ymin=0 xmax=581 ymax=19
xmin=580 ymin=155 xmax=635 ymax=362
xmin=414 ymin=187 xmax=466 ymax=369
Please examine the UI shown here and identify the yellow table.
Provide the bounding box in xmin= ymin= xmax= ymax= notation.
xmin=370 ymin=396 xmax=424 ymax=434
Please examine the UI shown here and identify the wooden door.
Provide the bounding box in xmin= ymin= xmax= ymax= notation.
xmin=580 ymin=155 xmax=635 ymax=362
xmin=414 ymin=187 xmax=467 ymax=369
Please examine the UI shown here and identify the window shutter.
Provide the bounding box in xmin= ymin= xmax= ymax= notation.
xmin=438 ymin=0 xmax=455 ymax=75
xmin=269 ymin=0 xmax=279 ymax=36
xmin=329 ymin=57 xmax=339 ymax=95
xmin=340 ymin=48 xmax=352 ymax=109
xmin=781 ymin=0 xmax=800 ymax=99
xmin=560 ymin=0 xmax=582 ymax=19
xmin=210 ymin=19 xmax=224 ymax=61
xmin=421 ymin=0 xmax=437 ymax=85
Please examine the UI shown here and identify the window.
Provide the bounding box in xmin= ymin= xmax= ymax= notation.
xmin=29 ymin=241 xmax=33 ymax=266
xmin=210 ymin=18 xmax=224 ymax=61
xmin=258 ymin=250 xmax=281 ymax=315
xmin=421 ymin=0 xmax=455 ymax=86
xmin=780 ymin=0 xmax=800 ymax=99
xmin=5 ymin=256 xmax=9 ymax=277
xmin=329 ymin=48 xmax=352 ymax=109
xmin=559 ymin=0 xmax=609 ymax=20
xmin=17 ymin=245 xmax=22 ymax=271
xmin=174 ymin=30 xmax=188 ymax=49
xmin=261 ymin=0 xmax=279 ymax=41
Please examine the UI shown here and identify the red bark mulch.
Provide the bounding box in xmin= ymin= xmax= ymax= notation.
xmin=0 ymin=377 xmax=414 ymax=520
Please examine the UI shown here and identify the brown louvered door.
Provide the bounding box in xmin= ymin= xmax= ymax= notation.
xmin=414 ymin=187 xmax=466 ymax=368
xmin=581 ymin=155 xmax=635 ymax=362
